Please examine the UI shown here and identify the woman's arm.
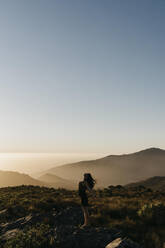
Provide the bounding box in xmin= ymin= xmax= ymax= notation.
xmin=84 ymin=181 xmax=96 ymax=196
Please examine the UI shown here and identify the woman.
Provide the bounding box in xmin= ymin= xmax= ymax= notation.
xmin=78 ymin=173 xmax=96 ymax=227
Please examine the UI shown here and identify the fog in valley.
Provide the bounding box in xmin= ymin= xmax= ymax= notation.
xmin=0 ymin=152 xmax=107 ymax=175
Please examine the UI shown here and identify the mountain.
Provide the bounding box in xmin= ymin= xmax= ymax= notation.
xmin=0 ymin=170 xmax=45 ymax=188
xmin=126 ymin=176 xmax=165 ymax=191
xmin=0 ymin=171 xmax=76 ymax=190
xmin=38 ymin=173 xmax=76 ymax=189
xmin=42 ymin=148 xmax=165 ymax=187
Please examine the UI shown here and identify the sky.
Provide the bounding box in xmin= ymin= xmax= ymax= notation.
xmin=0 ymin=0 xmax=165 ymax=155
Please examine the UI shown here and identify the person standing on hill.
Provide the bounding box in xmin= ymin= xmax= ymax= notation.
xmin=78 ymin=173 xmax=96 ymax=227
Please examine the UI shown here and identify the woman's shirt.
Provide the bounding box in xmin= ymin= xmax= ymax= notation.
xmin=78 ymin=181 xmax=87 ymax=197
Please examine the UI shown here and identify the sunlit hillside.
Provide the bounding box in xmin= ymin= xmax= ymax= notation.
xmin=0 ymin=171 xmax=45 ymax=188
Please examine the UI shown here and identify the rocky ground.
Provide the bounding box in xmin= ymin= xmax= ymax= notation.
xmin=0 ymin=206 xmax=142 ymax=248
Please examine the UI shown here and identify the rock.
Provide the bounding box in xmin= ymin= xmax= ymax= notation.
xmin=106 ymin=238 xmax=142 ymax=248
xmin=2 ymin=229 xmax=20 ymax=240
xmin=0 ymin=214 xmax=49 ymax=240
xmin=105 ymin=238 xmax=122 ymax=248
xmin=0 ymin=206 xmax=143 ymax=248
xmin=53 ymin=225 xmax=121 ymax=248
xmin=0 ymin=209 xmax=7 ymax=215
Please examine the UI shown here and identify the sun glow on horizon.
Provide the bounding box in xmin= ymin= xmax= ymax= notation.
xmin=0 ymin=152 xmax=108 ymax=175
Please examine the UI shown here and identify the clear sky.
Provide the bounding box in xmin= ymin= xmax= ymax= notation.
xmin=0 ymin=0 xmax=165 ymax=154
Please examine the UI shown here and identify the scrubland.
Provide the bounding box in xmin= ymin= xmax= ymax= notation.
xmin=0 ymin=185 xmax=164 ymax=248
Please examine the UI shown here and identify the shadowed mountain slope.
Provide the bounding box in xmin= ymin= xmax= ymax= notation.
xmin=126 ymin=176 xmax=165 ymax=191
xmin=43 ymin=148 xmax=165 ymax=187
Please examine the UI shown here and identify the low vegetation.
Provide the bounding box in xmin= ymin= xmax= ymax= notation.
xmin=0 ymin=185 xmax=164 ymax=248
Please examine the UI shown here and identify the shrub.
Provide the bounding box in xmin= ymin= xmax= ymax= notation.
xmin=138 ymin=202 xmax=165 ymax=225
xmin=4 ymin=224 xmax=55 ymax=248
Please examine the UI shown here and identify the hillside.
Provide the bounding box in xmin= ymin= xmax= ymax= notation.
xmin=38 ymin=173 xmax=76 ymax=189
xmin=0 ymin=171 xmax=46 ymax=188
xmin=42 ymin=148 xmax=165 ymax=187
xmin=126 ymin=176 xmax=165 ymax=191
xmin=1 ymin=185 xmax=164 ymax=247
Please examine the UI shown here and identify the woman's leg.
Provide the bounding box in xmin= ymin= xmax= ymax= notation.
xmin=82 ymin=206 xmax=89 ymax=226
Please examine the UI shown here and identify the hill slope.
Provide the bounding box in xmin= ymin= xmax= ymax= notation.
xmin=38 ymin=173 xmax=76 ymax=189
xmin=43 ymin=148 xmax=165 ymax=187
xmin=126 ymin=176 xmax=165 ymax=191
xmin=0 ymin=170 xmax=45 ymax=187
xmin=0 ymin=186 xmax=143 ymax=248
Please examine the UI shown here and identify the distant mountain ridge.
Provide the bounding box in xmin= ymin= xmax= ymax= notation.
xmin=43 ymin=148 xmax=165 ymax=187
xmin=106 ymin=147 xmax=165 ymax=157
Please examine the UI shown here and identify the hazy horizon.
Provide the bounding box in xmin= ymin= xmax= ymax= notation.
xmin=0 ymin=152 xmax=108 ymax=174
xmin=0 ymin=146 xmax=164 ymax=175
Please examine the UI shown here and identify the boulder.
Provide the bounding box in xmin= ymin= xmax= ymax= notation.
xmin=106 ymin=238 xmax=141 ymax=248
xmin=106 ymin=238 xmax=122 ymax=248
